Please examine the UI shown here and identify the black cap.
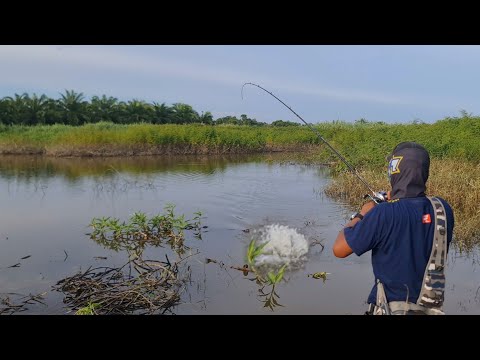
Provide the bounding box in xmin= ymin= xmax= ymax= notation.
xmin=387 ymin=142 xmax=430 ymax=199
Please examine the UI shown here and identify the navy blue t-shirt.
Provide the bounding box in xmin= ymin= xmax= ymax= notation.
xmin=344 ymin=196 xmax=454 ymax=305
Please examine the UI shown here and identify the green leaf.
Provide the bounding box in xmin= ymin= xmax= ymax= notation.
xmin=275 ymin=264 xmax=287 ymax=283
xmin=254 ymin=241 xmax=269 ymax=256
xmin=267 ymin=272 xmax=276 ymax=284
xmin=247 ymin=240 xmax=256 ymax=263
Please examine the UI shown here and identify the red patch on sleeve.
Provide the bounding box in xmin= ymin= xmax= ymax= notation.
xmin=422 ymin=214 xmax=431 ymax=224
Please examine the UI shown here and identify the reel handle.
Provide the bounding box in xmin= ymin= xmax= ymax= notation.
xmin=364 ymin=191 xmax=388 ymax=204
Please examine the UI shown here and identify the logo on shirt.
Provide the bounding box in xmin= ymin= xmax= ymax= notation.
xmin=388 ymin=156 xmax=403 ymax=178
xmin=422 ymin=214 xmax=431 ymax=224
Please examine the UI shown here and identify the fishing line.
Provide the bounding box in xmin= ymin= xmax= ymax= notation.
xmin=241 ymin=82 xmax=385 ymax=203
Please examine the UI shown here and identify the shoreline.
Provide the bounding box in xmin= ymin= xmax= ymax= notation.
xmin=0 ymin=143 xmax=321 ymax=157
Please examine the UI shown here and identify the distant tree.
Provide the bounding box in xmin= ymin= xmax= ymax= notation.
xmin=0 ymin=98 xmax=7 ymax=124
xmin=215 ymin=116 xmax=239 ymax=125
xmin=355 ymin=118 xmax=368 ymax=124
xmin=172 ymin=103 xmax=199 ymax=124
xmin=59 ymin=90 xmax=88 ymax=125
xmin=119 ymin=100 xmax=154 ymax=123
xmin=89 ymin=95 xmax=119 ymax=123
xmin=271 ymin=120 xmax=300 ymax=127
xmin=411 ymin=118 xmax=424 ymax=125
xmin=199 ymin=111 xmax=214 ymax=125
xmin=459 ymin=109 xmax=473 ymax=118
xmin=239 ymin=114 xmax=266 ymax=126
xmin=44 ymin=99 xmax=63 ymax=125
xmin=1 ymin=93 xmax=28 ymax=124
xmin=152 ymin=102 xmax=174 ymax=124
xmin=240 ymin=114 xmax=249 ymax=124
xmin=23 ymin=93 xmax=49 ymax=125
xmin=0 ymin=90 xmax=263 ymax=127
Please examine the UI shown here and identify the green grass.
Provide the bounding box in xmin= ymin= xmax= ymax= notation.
xmin=313 ymin=117 xmax=480 ymax=168
xmin=0 ymin=116 xmax=478 ymax=161
xmin=0 ymin=122 xmax=320 ymax=155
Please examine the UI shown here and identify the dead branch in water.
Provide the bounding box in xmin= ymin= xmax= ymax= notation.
xmin=0 ymin=292 xmax=47 ymax=315
xmin=205 ymin=258 xmax=254 ymax=274
xmin=54 ymin=257 xmax=184 ymax=315
xmin=310 ymin=240 xmax=325 ymax=251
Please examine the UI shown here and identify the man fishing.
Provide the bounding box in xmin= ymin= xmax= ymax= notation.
xmin=241 ymin=84 xmax=455 ymax=314
xmin=333 ymin=142 xmax=454 ymax=315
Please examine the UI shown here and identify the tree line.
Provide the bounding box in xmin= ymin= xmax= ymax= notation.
xmin=0 ymin=91 xmax=302 ymax=127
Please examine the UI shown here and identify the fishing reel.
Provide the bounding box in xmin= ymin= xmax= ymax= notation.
xmin=350 ymin=191 xmax=387 ymax=221
xmin=364 ymin=191 xmax=388 ymax=204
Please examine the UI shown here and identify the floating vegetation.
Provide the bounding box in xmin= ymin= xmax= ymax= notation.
xmin=246 ymin=238 xmax=269 ymax=268
xmin=245 ymin=237 xmax=288 ymax=311
xmin=75 ymin=302 xmax=100 ymax=315
xmin=307 ymin=272 xmax=331 ymax=283
xmin=54 ymin=204 xmax=203 ymax=315
xmin=251 ymin=263 xmax=287 ymax=311
xmin=205 ymin=258 xmax=253 ymax=276
xmin=54 ymin=257 xmax=183 ymax=315
xmin=243 ymin=225 xmax=329 ymax=310
xmin=0 ymin=292 xmax=47 ymax=315
xmin=204 ymin=236 xmax=288 ymax=311
xmin=88 ymin=204 xmax=203 ymax=256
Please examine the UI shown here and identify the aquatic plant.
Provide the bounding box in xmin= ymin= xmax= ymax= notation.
xmin=88 ymin=204 xmax=203 ymax=256
xmin=75 ymin=302 xmax=100 ymax=315
xmin=54 ymin=204 xmax=204 ymax=315
xmin=244 ymin=237 xmax=290 ymax=311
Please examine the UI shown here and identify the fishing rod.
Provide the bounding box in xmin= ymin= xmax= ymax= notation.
xmin=241 ymin=82 xmax=386 ymax=204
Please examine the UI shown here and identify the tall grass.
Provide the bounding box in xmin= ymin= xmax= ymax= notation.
xmin=0 ymin=116 xmax=478 ymax=160
xmin=314 ymin=116 xmax=480 ymax=167
xmin=0 ymin=122 xmax=320 ymax=156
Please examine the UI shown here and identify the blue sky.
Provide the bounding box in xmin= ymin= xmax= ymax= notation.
xmin=0 ymin=45 xmax=479 ymax=123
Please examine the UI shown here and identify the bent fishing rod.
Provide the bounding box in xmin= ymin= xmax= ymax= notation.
xmin=241 ymin=82 xmax=386 ymax=203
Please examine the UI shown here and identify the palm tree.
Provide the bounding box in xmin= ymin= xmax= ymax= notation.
xmin=199 ymin=111 xmax=213 ymax=125
xmin=171 ymin=103 xmax=199 ymax=124
xmin=122 ymin=100 xmax=154 ymax=123
xmin=90 ymin=95 xmax=119 ymax=123
xmin=152 ymin=102 xmax=174 ymax=124
xmin=24 ymin=93 xmax=49 ymax=125
xmin=44 ymin=98 xmax=63 ymax=125
xmin=59 ymin=90 xmax=88 ymax=125
xmin=2 ymin=93 xmax=28 ymax=124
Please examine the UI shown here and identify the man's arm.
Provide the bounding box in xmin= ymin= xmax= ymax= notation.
xmin=333 ymin=218 xmax=360 ymax=258
xmin=333 ymin=201 xmax=377 ymax=258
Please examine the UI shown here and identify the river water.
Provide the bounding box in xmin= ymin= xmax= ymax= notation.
xmin=0 ymin=154 xmax=478 ymax=314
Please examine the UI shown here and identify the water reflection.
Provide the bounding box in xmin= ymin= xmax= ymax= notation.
xmin=0 ymin=154 xmax=478 ymax=314
xmin=0 ymin=154 xmax=271 ymax=182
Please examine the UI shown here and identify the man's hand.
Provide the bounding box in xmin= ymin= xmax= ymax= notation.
xmin=360 ymin=200 xmax=376 ymax=216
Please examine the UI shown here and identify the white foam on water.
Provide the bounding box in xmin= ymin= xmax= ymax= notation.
xmin=253 ymin=224 xmax=309 ymax=269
